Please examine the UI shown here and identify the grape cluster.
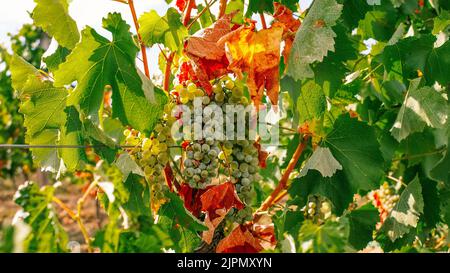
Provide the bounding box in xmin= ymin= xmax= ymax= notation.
xmin=301 ymin=196 xmax=333 ymax=224
xmin=183 ymin=140 xmax=221 ymax=189
xmin=123 ymin=103 xmax=176 ymax=201
xmin=213 ymin=77 xmax=260 ymax=205
xmin=171 ymin=76 xmax=265 ymax=222
xmin=370 ymin=182 xmax=400 ymax=225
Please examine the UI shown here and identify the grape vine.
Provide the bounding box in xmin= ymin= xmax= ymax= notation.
xmin=0 ymin=0 xmax=449 ymax=254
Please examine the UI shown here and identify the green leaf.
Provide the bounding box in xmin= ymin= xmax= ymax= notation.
xmin=286 ymin=0 xmax=343 ymax=81
xmin=382 ymin=176 xmax=424 ymax=241
xmin=297 ymin=220 xmax=350 ymax=253
xmin=420 ymin=177 xmax=440 ymax=228
xmin=14 ymin=181 xmax=69 ymax=252
xmin=324 ymin=114 xmax=385 ymax=191
xmin=290 ymin=171 xmax=354 ymax=216
xmin=226 ymin=0 xmax=244 ymax=24
xmin=300 ymin=147 xmax=342 ymax=178
xmin=246 ymin=0 xmax=298 ymax=15
xmin=158 ymin=192 xmax=207 ymax=233
xmin=296 ymin=81 xmax=326 ymax=124
xmin=382 ymin=35 xmax=450 ymax=86
xmin=344 ymin=204 xmax=379 ymax=250
xmin=115 ymin=153 xmax=145 ymax=180
xmin=55 ymin=13 xmax=167 ymax=133
xmin=32 ymin=0 xmax=79 ymax=49
xmin=391 ymin=80 xmax=448 ymax=142
xmin=425 ymin=40 xmax=450 ymax=86
xmin=8 ymin=54 xmax=40 ymax=93
xmin=138 ymin=8 xmax=188 ymax=51
xmin=430 ymin=132 xmax=450 ymax=185
xmin=432 ymin=10 xmax=450 ymax=34
xmin=43 ymin=46 xmax=70 ymax=72
xmin=357 ymin=2 xmax=398 ymax=41
xmin=123 ymin=174 xmax=151 ymax=217
xmin=20 ymin=80 xmax=67 ymax=137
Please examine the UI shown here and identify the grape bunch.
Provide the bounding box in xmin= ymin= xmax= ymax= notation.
xmin=212 ymin=77 xmax=260 ymax=205
xmin=183 ymin=140 xmax=221 ymax=189
xmin=369 ymin=182 xmax=400 ymax=225
xmin=301 ymin=196 xmax=333 ymax=224
xmin=123 ymin=103 xmax=176 ymax=202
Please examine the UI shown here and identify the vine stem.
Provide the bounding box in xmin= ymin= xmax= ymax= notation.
xmin=163 ymin=0 xmax=196 ymax=92
xmin=163 ymin=52 xmax=175 ymax=92
xmin=127 ymin=0 xmax=150 ymax=78
xmin=256 ymin=135 xmax=310 ymax=213
xmin=260 ymin=13 xmax=268 ymax=29
xmin=52 ymin=196 xmax=93 ymax=253
xmin=183 ymin=0 xmax=197 ymax=26
xmin=218 ymin=0 xmax=227 ymax=18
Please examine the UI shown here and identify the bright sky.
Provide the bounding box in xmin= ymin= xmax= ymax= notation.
xmin=0 ymin=0 xmax=313 ymax=76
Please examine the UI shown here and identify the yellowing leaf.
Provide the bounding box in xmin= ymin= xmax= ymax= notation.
xmin=219 ymin=24 xmax=284 ymax=106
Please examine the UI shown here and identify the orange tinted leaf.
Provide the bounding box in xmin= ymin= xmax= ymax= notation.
xmin=202 ymin=208 xmax=227 ymax=244
xmin=184 ymin=13 xmax=236 ymax=94
xmin=273 ymin=3 xmax=301 ymax=64
xmin=253 ymin=140 xmax=268 ymax=168
xmin=216 ymin=225 xmax=263 ymax=253
xmin=200 ymin=182 xmax=244 ymax=218
xmin=179 ymin=183 xmax=207 ymax=217
xmin=219 ymin=23 xmax=283 ymax=106
xmin=251 ymin=213 xmax=277 ymax=250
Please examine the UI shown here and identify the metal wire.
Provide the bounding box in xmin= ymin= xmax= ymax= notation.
xmin=0 ymin=144 xmax=181 ymax=149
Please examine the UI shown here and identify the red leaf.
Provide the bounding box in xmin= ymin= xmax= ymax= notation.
xmin=163 ymin=164 xmax=175 ymax=192
xmin=175 ymin=0 xmax=196 ymax=12
xmin=177 ymin=61 xmax=196 ymax=85
xmin=200 ymin=182 xmax=244 ymax=219
xmin=179 ymin=183 xmax=207 ymax=217
xmin=250 ymin=213 xmax=277 ymax=250
xmin=199 ymin=182 xmax=245 ymax=244
xmin=184 ymin=12 xmax=236 ymax=95
xmin=253 ymin=140 xmax=268 ymax=169
xmin=216 ymin=225 xmax=263 ymax=253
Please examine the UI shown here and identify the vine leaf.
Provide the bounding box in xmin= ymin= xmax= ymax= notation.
xmin=245 ymin=0 xmax=298 ymax=16
xmin=297 ymin=220 xmax=349 ymax=253
xmin=382 ymin=35 xmax=450 ymax=86
xmin=344 ymin=204 xmax=379 ymax=250
xmin=159 ymin=192 xmax=208 ymax=234
xmin=324 ymin=114 xmax=385 ymax=191
xmin=391 ymin=79 xmax=448 ymax=142
xmin=200 ymin=182 xmax=244 ymax=244
xmin=9 ymin=55 xmax=86 ymax=172
xmin=296 ymin=81 xmax=326 ymax=124
xmin=273 ymin=3 xmax=301 ymax=64
xmin=54 ymin=13 xmax=167 ymax=133
xmin=286 ymin=0 xmax=343 ymax=81
xmin=13 ymin=181 xmax=69 ymax=252
xmin=290 ymin=171 xmax=353 ymax=216
xmin=219 ymin=23 xmax=284 ymax=106
xmin=43 ymin=46 xmax=70 ymax=72
xmin=115 ymin=153 xmax=145 ymax=180
xmin=32 ymin=0 xmax=80 ymax=49
xmin=138 ymin=8 xmax=188 ymax=52
xmin=430 ymin=122 xmax=450 ymax=185
xmin=382 ymin=176 xmax=424 ymax=242
xmin=216 ymin=225 xmax=263 ymax=253
xmin=300 ymin=146 xmax=342 ymax=178
xmin=184 ymin=12 xmax=235 ymax=94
